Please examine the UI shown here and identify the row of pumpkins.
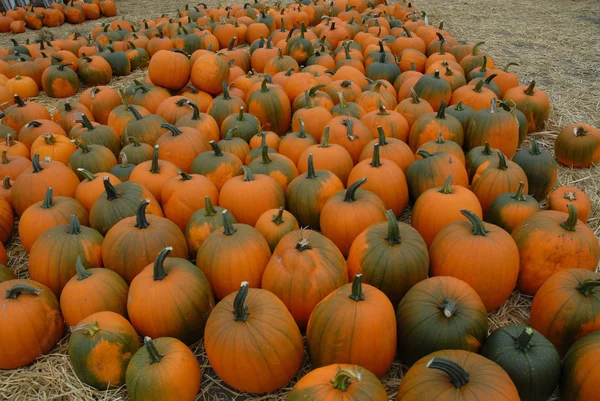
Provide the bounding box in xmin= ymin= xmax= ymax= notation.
xmin=0 ymin=1 xmax=599 ymax=400
xmin=0 ymin=0 xmax=117 ymax=33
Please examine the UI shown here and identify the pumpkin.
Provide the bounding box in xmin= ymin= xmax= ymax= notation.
xmin=204 ymin=282 xmax=303 ymax=393
xmin=89 ymin=178 xmax=163 ymax=236
xmin=126 ymin=336 xmax=201 ymax=401
xmin=0 ymin=279 xmax=64 ymax=369
xmin=547 ymin=186 xmax=591 ymax=223
xmin=554 ymin=123 xmax=600 ymax=168
xmin=102 ymin=199 xmax=187 ymax=284
xmin=128 ymin=247 xmax=215 ymax=344
xmin=291 ymin=92 xmax=333 ymax=143
xmin=396 ymin=276 xmax=488 ymax=364
xmin=471 ymin=150 xmax=528 ymax=213
xmin=60 ymin=254 xmax=129 ymax=327
xmin=185 ymin=196 xmax=234 ymax=259
xmin=156 ymin=123 xmax=210 ymax=172
xmin=411 ymin=175 xmax=482 ymax=247
xmin=70 ymin=115 xmax=121 ymax=158
xmin=69 ymin=141 xmax=118 ymax=178
xmin=79 ymin=86 xmax=122 ymax=125
xmin=405 ymin=150 xmax=469 ymax=202
xmin=5 ymin=75 xmax=39 ymax=99
xmin=190 ymin=141 xmax=243 ymax=191
xmin=512 ymin=204 xmax=600 ymax=296
xmin=248 ymin=146 xmax=298 ymax=191
xmin=413 ymin=70 xmax=452 ymax=111
xmin=207 ymin=82 xmax=246 ymax=128
xmin=121 ymin=136 xmax=153 ymax=165
xmin=120 ymin=105 xmax=167 ymax=147
xmin=101 ymin=46 xmax=131 ymax=76
xmin=279 ymin=118 xmax=317 ymax=165
xmin=19 ymin=187 xmax=88 ymax=253
xmin=0 ymin=151 xmax=31 ymax=180
xmin=445 ymin=101 xmax=475 ymax=133
xmin=191 ymin=52 xmax=230 ymax=95
xmin=395 ymin=86 xmax=435 ymax=127
xmin=430 ymin=210 xmax=520 ymax=311
xmin=465 ymin=98 xmax=519 ymax=158
xmin=127 ymin=81 xmax=171 ymax=114
xmin=465 ymin=141 xmax=499 ymax=182
xmin=52 ymin=101 xmax=93 ymax=134
xmin=220 ymin=106 xmax=260 ymax=143
xmin=530 ymin=268 xmax=600 ymax=357
xmin=78 ymin=54 xmax=113 ymax=86
xmin=297 ymin=127 xmax=354 ymax=183
xmin=417 ymin=130 xmax=466 ymax=165
xmin=41 ymin=63 xmax=80 ymax=98
xmin=396 ymin=350 xmax=519 ymax=401
xmin=408 ymin=101 xmax=464 ymax=152
xmin=30 ymin=133 xmax=76 ymax=164
xmin=196 ymin=210 xmax=271 ymax=299
xmin=129 ymin=145 xmax=179 ymax=202
xmin=560 ymin=331 xmax=600 ymax=401
xmin=74 ymin=169 xmax=121 ymax=213
xmin=287 ymin=364 xmax=388 ymax=401
xmin=481 ymin=326 xmax=561 ymax=401
xmin=108 ymin=152 xmax=134 ymax=182
xmin=485 ymin=181 xmax=541 ymax=233
xmin=11 ymin=153 xmax=79 ymax=216
xmin=254 ymin=207 xmax=299 ymax=251
xmin=247 ymin=79 xmax=291 ymax=135
xmin=19 ymin=119 xmax=66 ymax=150
xmin=331 ymin=91 xmax=366 ymax=119
xmin=29 ymin=214 xmax=103 ymax=296
xmin=0 ymin=133 xmax=28 ymax=158
xmin=503 ymin=80 xmax=551 ymax=133
xmin=68 ymin=311 xmax=140 ymax=389
xmin=4 ymin=95 xmax=51 ymax=132
xmin=307 ymin=274 xmax=396 ymax=377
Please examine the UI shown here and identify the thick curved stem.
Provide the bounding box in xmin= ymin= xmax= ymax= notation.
xmin=144 ymin=337 xmax=164 ymax=364
xmin=233 ymin=281 xmax=250 ymax=322
xmin=511 ymin=181 xmax=527 ymax=201
xmin=385 ymin=210 xmax=400 ymax=245
xmin=67 ymin=214 xmax=81 ymax=235
xmin=222 ymin=209 xmax=237 ymax=236
xmin=560 ymin=204 xmax=579 ymax=232
xmin=241 ymin=165 xmax=254 ymax=182
xmin=576 ymin=279 xmax=600 ymax=297
xmin=103 ymin=176 xmax=119 ymax=201
xmin=160 ymin=123 xmax=183 ymax=137
xmin=426 ymin=358 xmax=470 ymax=389
xmin=496 ymin=150 xmax=508 ymax=170
xmin=75 ymin=255 xmax=92 ymax=280
xmin=320 ymin=126 xmax=330 ymax=148
xmin=344 ymin=177 xmax=367 ymax=202
xmin=31 ymin=153 xmax=44 ymax=173
xmin=348 ymin=274 xmax=365 ymax=301
xmin=271 ymin=207 xmax=285 ymax=226
xmin=409 ymin=86 xmax=420 ymax=104
xmin=5 ymin=284 xmax=41 ymax=299
xmin=135 ymin=200 xmax=151 ymax=229
xmin=436 ymin=100 xmax=447 ymax=119
xmin=153 ymin=247 xmax=172 ymax=281
xmin=370 ymin=144 xmax=381 ymax=168
xmin=331 ymin=368 xmax=360 ymax=392
xmin=524 ymin=80 xmax=536 ymax=96
xmin=460 ymin=209 xmax=488 ymax=236
xmin=439 ymin=175 xmax=454 ymax=194
xmin=149 ymin=145 xmax=160 ymax=174
xmin=260 ymin=145 xmax=272 ymax=164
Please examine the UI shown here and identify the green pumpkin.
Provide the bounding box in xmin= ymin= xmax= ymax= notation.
xmin=219 ymin=106 xmax=260 ymax=143
xmin=470 ymin=73 xmax=502 ymax=98
xmin=445 ymin=101 xmax=474 ymax=134
xmin=481 ymin=325 xmax=560 ymax=401
xmin=512 ymin=140 xmax=558 ymax=201
xmin=396 ymin=276 xmax=489 ymax=365
xmin=365 ymin=50 xmax=400 ymax=84
xmin=285 ymin=23 xmax=314 ymax=65
xmin=109 ymin=152 xmax=135 ymax=181
xmin=120 ymin=106 xmax=167 ymax=147
xmin=465 ymin=141 xmax=499 ymax=182
xmin=561 ymin=331 xmax=600 ymax=401
xmin=248 ymin=145 xmax=298 ymax=190
xmin=101 ymin=46 xmax=131 ymax=76
xmin=121 ymin=136 xmax=153 ymax=165
xmin=208 ymin=82 xmax=246 ymax=128
xmin=68 ymin=311 xmax=140 ymax=389
xmin=70 ymin=114 xmax=121 ymax=157
xmin=69 ymin=141 xmax=117 ymax=180
xmin=185 ymin=196 xmax=234 ymax=259
xmin=485 ymin=181 xmax=541 ymax=232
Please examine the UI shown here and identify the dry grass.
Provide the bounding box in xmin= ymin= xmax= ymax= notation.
xmin=0 ymin=0 xmax=599 ymax=400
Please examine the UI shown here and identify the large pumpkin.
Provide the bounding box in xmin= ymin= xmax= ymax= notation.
xmin=204 ymin=282 xmax=304 ymax=393
xmin=430 ymin=210 xmax=520 ymax=311
xmin=512 ymin=139 xmax=557 ymax=201
xmin=128 ymin=247 xmax=215 ymax=344
xmin=297 ymin=127 xmax=354 ymax=184
xmin=554 ymin=123 xmax=600 ymax=168
xmin=0 ymin=279 xmax=64 ymax=369
xmin=347 ymin=210 xmax=429 ymax=307
xmin=396 ymin=276 xmax=488 ymax=365
xmin=41 ymin=63 xmax=80 ymax=98
xmin=320 ymin=178 xmax=387 ymax=257
xmin=261 ymin=229 xmax=347 ymax=330
xmin=148 ymin=49 xmax=191 ymax=91
xmin=503 ymin=80 xmax=550 ymax=133
xmin=247 ymin=79 xmax=291 ymax=135
xmin=512 ymin=204 xmax=600 ymax=295
xmin=287 ymin=364 xmax=388 ymax=401
xmin=561 ymin=331 xmax=600 ymax=401
xmin=307 ymin=274 xmax=396 ymax=378
xmin=481 ymin=325 xmax=561 ymax=401
xmin=465 ymin=97 xmax=519 ymax=158
xmin=68 ymin=311 xmax=140 ymax=389
xmin=396 ymin=350 xmax=520 ymax=401
xmin=102 ymin=200 xmax=187 ymax=284
xmin=126 ymin=336 xmax=201 ymax=401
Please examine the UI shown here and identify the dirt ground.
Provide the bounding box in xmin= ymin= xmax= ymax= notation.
xmin=0 ymin=0 xmax=598 ymax=400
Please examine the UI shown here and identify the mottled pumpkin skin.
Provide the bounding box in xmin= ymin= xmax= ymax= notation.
xmin=554 ymin=123 xmax=600 ymax=168
xmin=261 ymin=230 xmax=347 ymax=330
xmin=408 ymin=109 xmax=464 ymax=152
xmin=204 ymin=287 xmax=304 ymax=393
xmin=126 ymin=337 xmax=201 ymax=401
xmin=471 ymin=156 xmax=528 ymax=213
xmin=68 ymin=311 xmax=140 ymax=389
xmin=306 ymin=280 xmax=397 ymax=378
xmin=347 ymin=219 xmax=429 ymax=308
xmin=185 ymin=205 xmax=233 ymax=259
xmin=128 ymin=257 xmax=215 ymax=345
xmin=547 ymin=186 xmax=591 ymax=223
xmin=0 ymin=279 xmax=64 ymax=369
xmin=485 ymin=188 xmax=541 ymax=233
xmin=512 ymin=141 xmax=557 ymax=201
xmin=288 ymin=364 xmax=388 ymax=401
xmin=190 ymin=149 xmax=243 ymax=191
xmin=396 ymin=349 xmax=520 ymax=401
xmin=530 ymin=269 xmax=600 ymax=357
xmin=481 ymin=325 xmax=561 ymax=401
xmin=512 ymin=210 xmax=600 ymax=296
xmin=465 ymin=104 xmax=519 ymax=158
xmin=561 ymin=331 xmax=600 ymax=401
xmin=396 ymin=276 xmax=488 ymax=365
xmin=503 ymin=82 xmax=550 ymax=133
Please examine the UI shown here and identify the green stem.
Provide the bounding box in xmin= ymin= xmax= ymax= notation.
xmin=222 ymin=210 xmax=237 ymax=236
xmin=496 ymin=150 xmax=508 ymax=170
xmin=370 ymin=144 xmax=381 ymax=168
xmin=375 ymin=127 xmax=388 ymax=146
xmin=576 ymin=279 xmax=600 ymax=297
xmin=2 ymin=176 xmax=11 ymax=190
xmin=385 ymin=209 xmax=400 ymax=245
xmin=153 ymin=247 xmax=172 ymax=281
xmin=529 ymin=140 xmax=541 ymax=155
xmin=511 ymin=182 xmax=527 ymax=201
xmin=75 ymin=255 xmax=92 ymax=280
xmin=473 ymin=79 xmax=484 ymax=93
xmin=271 ymin=207 xmax=285 ymax=226
xmin=436 ymin=100 xmax=447 ymax=119
xmin=472 ymin=41 xmax=485 ymax=55
xmin=32 ymin=153 xmax=44 ymax=173
xmin=233 ymin=281 xmax=250 ymax=321
xmin=560 ymin=204 xmax=579 ymax=232
xmin=127 ymin=137 xmax=142 ymax=147
xmin=409 ymin=87 xmax=420 ymax=104
xmin=524 ymin=80 xmax=536 ymax=96
xmin=67 ymin=214 xmax=81 ymax=235
xmin=426 ymin=358 xmax=470 ymax=389
xmin=348 ymin=274 xmax=365 ymax=301
xmin=160 ymin=123 xmax=183 ymax=137
xmin=331 ymin=368 xmax=360 ymax=392
xmin=438 ymin=298 xmax=458 ymax=318
xmin=260 ymin=145 xmax=272 ymax=164
xmin=135 ymin=200 xmax=151 ymax=229
xmin=416 ymin=149 xmax=433 ymax=159
xmin=516 ymin=327 xmax=534 ymax=351
xmin=460 ymin=210 xmax=488 ymax=236
xmin=144 ymin=337 xmax=163 ymax=364
xmin=203 ymin=196 xmax=216 ymax=216
xmin=435 ymin=131 xmax=445 ymax=144
xmin=5 ymin=284 xmax=41 ymax=299
xmin=103 ymin=176 xmax=119 ymax=201
xmin=320 ymin=127 xmax=330 ymax=148
xmin=573 ymin=126 xmax=586 ymax=137
xmin=150 ymin=145 xmax=160 ymax=174
xmin=344 ymin=177 xmax=367 ymax=202
xmin=439 ymin=175 xmax=454 ymax=194
xmin=241 ymin=166 xmax=254 ymax=182
xmin=127 ymin=105 xmax=144 ymax=121
xmin=40 ymin=187 xmax=54 ymax=209
xmin=74 ymin=140 xmax=91 ymax=153
xmin=295 ymin=237 xmax=312 ymax=251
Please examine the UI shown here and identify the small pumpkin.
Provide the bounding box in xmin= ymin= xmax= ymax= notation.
xmin=185 ymin=196 xmax=234 ymax=259
xmin=547 ymin=186 xmax=591 ymax=223
xmin=485 ymin=181 xmax=541 ymax=233
xmin=408 ymin=100 xmax=464 ymax=152
xmin=554 ymin=123 xmax=600 ymax=168
xmin=41 ymin=63 xmax=80 ymax=98
xmin=503 ymin=80 xmax=551 ymax=133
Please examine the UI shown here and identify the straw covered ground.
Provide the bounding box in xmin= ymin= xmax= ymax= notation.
xmin=0 ymin=0 xmax=599 ymax=399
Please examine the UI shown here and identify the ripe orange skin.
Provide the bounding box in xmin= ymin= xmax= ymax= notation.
xmin=75 ymin=171 xmax=121 ymax=213
xmin=554 ymin=123 xmax=600 ymax=168
xmin=561 ymin=331 xmax=600 ymax=401
xmin=408 ymin=103 xmax=464 ymax=152
xmin=430 ymin=211 xmax=520 ymax=312
xmin=484 ymin=182 xmax=541 ymax=233
xmin=503 ymin=80 xmax=551 ymax=133
xmin=512 ymin=207 xmax=600 ymax=296
xmin=359 ymin=129 xmax=415 ymax=173
xmin=412 ymin=176 xmax=482 ymax=247
xmin=254 ymin=208 xmax=299 ymax=252
xmin=547 ymin=186 xmax=591 ymax=223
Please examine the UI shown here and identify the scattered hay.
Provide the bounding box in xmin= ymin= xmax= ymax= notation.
xmin=0 ymin=0 xmax=598 ymax=400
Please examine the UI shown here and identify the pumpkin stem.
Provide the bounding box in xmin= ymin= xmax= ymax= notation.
xmin=5 ymin=284 xmax=41 ymax=299
xmin=296 ymin=118 xmax=307 ymax=138
xmin=439 ymin=175 xmax=454 ymax=195
xmin=67 ymin=214 xmax=82 ymax=235
xmin=305 ymin=153 xmax=318 ymax=179
xmin=144 ymin=337 xmax=164 ymax=364
xmin=516 ymin=327 xmax=534 ymax=351
xmin=75 ymin=255 xmax=92 ymax=280
xmin=416 ymin=149 xmax=433 ymax=159
xmin=71 ymin=321 xmax=101 ymax=336
xmin=435 ymin=131 xmax=445 ymax=144
xmin=57 ymin=62 xmax=74 ymax=71
xmin=408 ymin=87 xmax=420 ymax=104
xmin=241 ymin=165 xmax=254 ymax=182
xmin=153 ymin=247 xmax=172 ymax=281
xmin=233 ymin=281 xmax=250 ymax=322
xmin=41 ymin=187 xmax=54 ymax=209
xmin=573 ymin=126 xmax=586 ymax=136
xmin=260 ymin=145 xmax=272 ymax=164
xmin=103 ymin=176 xmax=119 ymax=201
xmin=348 ymin=274 xmax=365 ymax=302
xmin=127 ymin=136 xmax=142 ymax=147
xmin=135 ymin=200 xmax=151 ymax=229
xmin=185 ymin=101 xmax=201 ymax=120
xmin=436 ymin=100 xmax=447 ymax=119
xmin=489 ymin=97 xmax=498 ymax=113
xmin=127 ymin=105 xmax=144 ymax=121
xmin=473 ymin=79 xmax=485 ymax=93
xmin=73 ymin=139 xmax=91 ymax=153
xmin=472 ymin=41 xmax=484 ymax=56
xmin=478 ymin=55 xmax=488 ymax=73
xmin=438 ymin=298 xmax=458 ymax=317
xmin=2 ymin=176 xmax=11 ymax=190
xmin=496 ymin=150 xmax=508 ymax=170
xmin=320 ymin=127 xmax=330 ymax=148
xmin=337 ymin=91 xmax=348 ymax=108
xmin=14 ymin=94 xmax=26 ymax=107
xmin=331 ymin=367 xmax=361 ymax=392
xmin=271 ymin=206 xmax=285 ymax=226
xmin=119 ymin=152 xmax=129 ymax=167
xmin=295 ymin=236 xmax=312 ymax=251
xmin=453 ymin=101 xmax=464 ymax=112
xmin=221 ymin=209 xmax=237 ymax=236
xmin=160 ymin=123 xmax=183 ymax=137
xmin=370 ymin=144 xmax=382 ymax=168
xmin=344 ymin=177 xmax=367 ymax=202
xmin=426 ymin=358 xmax=470 ymax=389
xmin=460 ymin=209 xmax=488 ymax=236
xmin=484 ymin=74 xmax=497 ymax=85
xmin=149 ymin=145 xmax=160 ymax=174
xmin=511 ymin=181 xmax=527 ymax=201
xmin=309 ymin=84 xmax=325 ymax=96
xmin=375 ymin=127 xmax=388 ymax=147
xmin=31 ymin=153 xmax=44 ymax=173
xmin=481 ymin=141 xmax=492 ymax=155
xmin=343 ymin=118 xmax=355 ymax=140
xmin=576 ymin=279 xmax=600 ymax=296
xmin=260 ymin=78 xmax=270 ymax=93
xmin=560 ymin=204 xmax=579 ymax=232
xmin=385 ymin=209 xmax=400 ymax=245
xmin=377 ymin=104 xmax=388 ymax=115
xmin=563 ymin=191 xmax=577 ymax=201
xmin=43 ymin=133 xmax=56 ymax=145
xmin=206 ymin=140 xmax=223 ymax=157
xmin=200 ymin=196 xmax=216 ymax=217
